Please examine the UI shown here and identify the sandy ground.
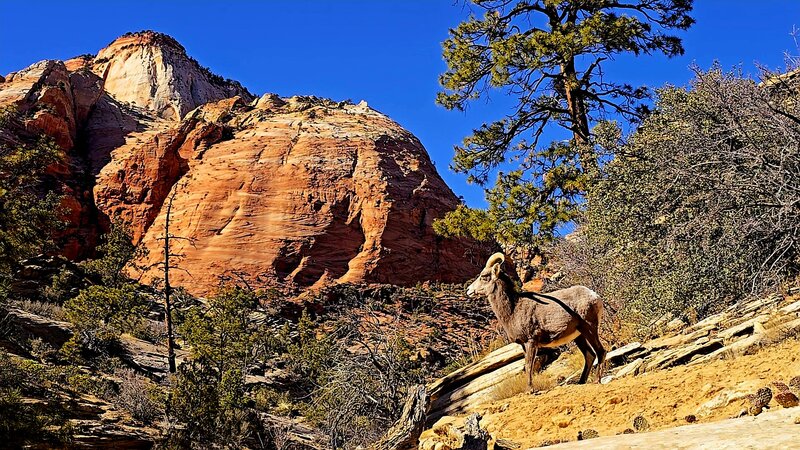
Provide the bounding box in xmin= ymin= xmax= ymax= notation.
xmin=544 ymin=407 xmax=800 ymax=449
xmin=465 ymin=338 xmax=800 ymax=448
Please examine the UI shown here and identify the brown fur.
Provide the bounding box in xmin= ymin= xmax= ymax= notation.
xmin=467 ymin=254 xmax=606 ymax=390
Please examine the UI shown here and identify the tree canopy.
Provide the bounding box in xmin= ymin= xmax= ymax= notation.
xmin=435 ymin=0 xmax=694 ymax=254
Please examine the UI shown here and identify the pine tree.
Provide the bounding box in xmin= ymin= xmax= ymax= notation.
xmin=146 ymin=186 xmax=194 ymax=374
xmin=82 ymin=219 xmax=146 ymax=287
xmin=435 ymin=0 xmax=694 ymax=253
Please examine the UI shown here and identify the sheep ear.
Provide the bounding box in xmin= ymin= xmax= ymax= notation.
xmin=491 ymin=263 xmax=502 ymax=277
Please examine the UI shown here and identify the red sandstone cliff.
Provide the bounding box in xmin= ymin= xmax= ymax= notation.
xmin=0 ymin=31 xmax=490 ymax=295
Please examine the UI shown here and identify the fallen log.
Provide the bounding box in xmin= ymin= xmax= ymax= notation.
xmin=428 ymin=343 xmax=523 ymax=402
xmin=375 ymin=343 xmax=548 ymax=447
xmin=428 ymin=359 xmax=525 ymax=422
xmin=426 ymin=343 xmax=526 ymax=423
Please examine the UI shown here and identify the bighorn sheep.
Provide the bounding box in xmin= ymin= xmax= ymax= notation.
xmin=467 ymin=253 xmax=606 ymax=390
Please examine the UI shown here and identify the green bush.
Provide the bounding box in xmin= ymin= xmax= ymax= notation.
xmin=65 ymin=284 xmax=145 ymax=334
xmin=43 ymin=266 xmax=84 ymax=303
xmin=179 ymin=286 xmax=260 ymax=375
xmin=284 ymin=311 xmax=337 ymax=389
xmin=0 ymin=388 xmax=73 ymax=447
xmin=0 ymin=137 xmax=65 ymax=297
xmin=0 ymin=352 xmax=73 ymax=446
xmin=82 ymin=219 xmax=146 ymax=287
xmin=166 ymin=286 xmax=266 ymax=448
xmin=165 ymin=359 xmax=259 ymax=449
xmin=570 ymin=66 xmax=800 ymax=330
xmin=251 ymin=386 xmax=297 ymax=416
xmin=63 ymin=284 xmax=146 ymax=356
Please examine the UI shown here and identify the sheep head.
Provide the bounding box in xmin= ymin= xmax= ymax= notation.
xmin=467 ymin=252 xmax=505 ymax=296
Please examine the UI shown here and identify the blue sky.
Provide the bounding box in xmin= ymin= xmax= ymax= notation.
xmin=2 ymin=1 xmax=798 ymax=207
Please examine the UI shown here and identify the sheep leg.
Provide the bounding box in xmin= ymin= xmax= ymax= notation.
xmin=574 ymin=335 xmax=595 ymax=384
xmin=582 ymin=329 xmax=607 ymax=382
xmin=524 ymin=341 xmax=538 ymax=392
xmin=595 ymin=345 xmax=608 ymax=382
xmin=575 ymin=321 xmax=607 ymax=383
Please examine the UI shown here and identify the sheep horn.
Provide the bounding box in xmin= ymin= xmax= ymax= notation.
xmin=485 ymin=252 xmax=505 ymax=269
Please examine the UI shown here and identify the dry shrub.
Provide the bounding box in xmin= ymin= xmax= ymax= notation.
xmin=114 ymin=368 xmax=163 ymax=423
xmin=29 ymin=338 xmax=57 ymax=362
xmin=445 ymin=336 xmax=506 ymax=373
xmin=131 ymin=319 xmax=166 ymax=344
xmin=491 ymin=370 xmax=558 ymax=401
xmin=12 ymin=299 xmax=66 ymax=321
xmin=554 ymin=66 xmax=800 ymax=334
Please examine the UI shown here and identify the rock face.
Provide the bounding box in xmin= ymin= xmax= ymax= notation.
xmin=90 ymin=31 xmax=253 ymax=120
xmin=105 ymin=96 xmax=486 ymax=293
xmin=0 ymin=60 xmax=78 ymax=149
xmin=0 ymin=60 xmax=105 ymax=257
xmin=1 ymin=31 xmax=489 ymax=295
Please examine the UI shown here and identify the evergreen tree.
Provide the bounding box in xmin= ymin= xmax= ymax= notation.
xmin=178 ymin=286 xmax=260 ymax=381
xmin=435 ymin=0 xmax=694 ymax=253
xmin=0 ymin=137 xmax=65 ymax=294
xmin=167 ymin=286 xmax=263 ymax=447
xmin=82 ymin=219 xmax=145 ymax=287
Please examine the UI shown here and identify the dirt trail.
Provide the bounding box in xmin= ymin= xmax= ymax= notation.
xmin=427 ymin=339 xmax=800 ymax=448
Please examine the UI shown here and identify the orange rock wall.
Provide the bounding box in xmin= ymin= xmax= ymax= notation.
xmin=1 ymin=31 xmax=490 ymax=295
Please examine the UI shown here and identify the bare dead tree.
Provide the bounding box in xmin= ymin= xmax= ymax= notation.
xmin=148 ymin=186 xmax=195 ymax=374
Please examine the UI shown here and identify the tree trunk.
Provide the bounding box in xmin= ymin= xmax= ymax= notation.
xmin=561 ymin=58 xmax=598 ymax=178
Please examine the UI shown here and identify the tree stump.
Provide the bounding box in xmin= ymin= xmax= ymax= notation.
xmin=372 ymin=385 xmax=429 ymax=450
xmin=460 ymin=413 xmax=490 ymax=450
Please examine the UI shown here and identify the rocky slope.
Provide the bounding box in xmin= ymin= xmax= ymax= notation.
xmin=2 ymin=279 xmax=498 ymax=449
xmin=420 ymin=287 xmax=800 ymax=449
xmin=0 ymin=31 xmax=489 ymax=295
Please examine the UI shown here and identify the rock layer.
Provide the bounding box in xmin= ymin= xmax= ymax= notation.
xmin=1 ymin=31 xmax=489 ymax=295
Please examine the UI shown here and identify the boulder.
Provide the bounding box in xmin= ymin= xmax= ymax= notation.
xmin=106 ymin=95 xmax=489 ymax=295
xmin=10 ymin=255 xmax=90 ymax=298
xmin=780 ymin=299 xmax=800 ymax=315
xmin=718 ymin=315 xmax=770 ymax=340
xmin=613 ymin=357 xmax=645 ymax=379
xmin=5 ymin=307 xmax=73 ymax=348
xmin=646 ymin=338 xmax=724 ymax=371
